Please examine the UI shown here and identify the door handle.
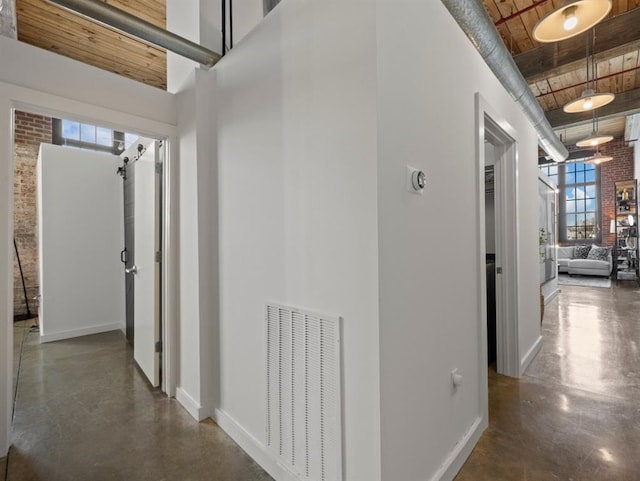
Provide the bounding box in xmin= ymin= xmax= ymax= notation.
xmin=125 ymin=265 xmax=138 ymax=275
xmin=120 ymin=248 xmax=128 ymax=264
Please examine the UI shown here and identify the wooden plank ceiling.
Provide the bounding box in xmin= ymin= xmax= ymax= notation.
xmin=482 ymin=0 xmax=640 ymax=145
xmin=16 ymin=0 xmax=167 ymax=90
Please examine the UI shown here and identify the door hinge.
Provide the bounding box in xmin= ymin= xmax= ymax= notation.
xmin=496 ymin=267 xmax=503 ymax=274
xmin=155 ymin=251 xmax=162 ymax=263
xmin=155 ymin=162 xmax=162 ymax=174
xmin=155 ymin=341 xmax=163 ymax=353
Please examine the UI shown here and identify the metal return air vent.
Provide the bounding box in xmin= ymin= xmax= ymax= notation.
xmin=266 ymin=303 xmax=342 ymax=481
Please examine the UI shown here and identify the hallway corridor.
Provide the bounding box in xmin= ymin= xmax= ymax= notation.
xmin=4 ymin=322 xmax=272 ymax=481
xmin=456 ymin=283 xmax=640 ymax=480
xmin=3 ymin=282 xmax=640 ymax=480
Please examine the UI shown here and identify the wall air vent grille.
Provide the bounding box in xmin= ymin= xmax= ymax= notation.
xmin=266 ymin=303 xmax=342 ymax=481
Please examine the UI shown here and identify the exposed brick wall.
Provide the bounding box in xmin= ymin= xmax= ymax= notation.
xmin=13 ymin=111 xmax=52 ymax=317
xmin=599 ymin=140 xmax=635 ymax=247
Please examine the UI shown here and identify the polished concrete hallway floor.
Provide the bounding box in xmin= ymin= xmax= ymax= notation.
xmin=456 ymin=282 xmax=640 ymax=481
xmin=4 ymin=282 xmax=640 ymax=480
xmin=3 ymin=323 xmax=273 ymax=481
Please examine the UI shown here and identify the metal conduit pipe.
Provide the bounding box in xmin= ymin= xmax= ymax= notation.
xmin=441 ymin=0 xmax=568 ymax=163
xmin=48 ymin=0 xmax=221 ymax=68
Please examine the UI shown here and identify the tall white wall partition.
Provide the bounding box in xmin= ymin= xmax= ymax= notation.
xmin=375 ymin=2 xmax=541 ymax=479
xmin=38 ymin=144 xmax=125 ymax=342
xmin=213 ymin=2 xmax=381 ymax=480
xmin=212 ymin=1 xmax=542 ymax=480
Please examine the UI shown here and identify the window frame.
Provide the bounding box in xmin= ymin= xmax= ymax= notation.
xmin=540 ymin=159 xmax=601 ymax=244
xmin=52 ymin=118 xmax=125 ymax=155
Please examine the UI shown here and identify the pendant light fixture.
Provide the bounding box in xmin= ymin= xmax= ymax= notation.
xmin=533 ymin=0 xmax=612 ymax=43
xmin=584 ymin=148 xmax=613 ymax=165
xmin=563 ymin=30 xmax=614 ymax=113
xmin=576 ymin=110 xmax=613 ymax=147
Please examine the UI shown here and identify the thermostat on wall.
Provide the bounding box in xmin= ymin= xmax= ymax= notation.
xmin=406 ymin=166 xmax=426 ymax=194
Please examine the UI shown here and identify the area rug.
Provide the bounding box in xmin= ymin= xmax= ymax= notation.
xmin=557 ymin=273 xmax=611 ymax=288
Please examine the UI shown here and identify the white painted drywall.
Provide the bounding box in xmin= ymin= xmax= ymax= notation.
xmin=485 ymin=143 xmax=496 ymax=253
xmin=375 ymin=1 xmax=541 ymax=479
xmin=214 ymin=1 xmax=381 ymax=480
xmin=0 ymin=36 xmax=177 ymax=456
xmin=166 ymin=0 xmax=263 ymax=93
xmin=38 ymin=144 xmax=124 ymax=342
xmin=166 ymin=0 xmax=202 ymax=93
xmin=485 ymin=193 xmax=496 ymax=253
xmin=171 ymin=68 xmax=219 ymax=421
xmin=175 ymin=72 xmax=202 ymax=411
xmin=0 ymin=91 xmax=11 ymax=457
xmin=636 ymin=143 xmax=640 ymax=182
xmin=0 ymin=37 xmax=175 ymax=126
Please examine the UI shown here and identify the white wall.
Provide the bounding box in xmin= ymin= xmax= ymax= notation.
xmin=0 ymin=36 xmax=177 ymax=457
xmin=636 ymin=143 xmax=640 ymax=182
xmin=173 ymin=69 xmax=219 ymax=420
xmin=213 ymin=1 xmax=381 ymax=480
xmin=375 ymin=1 xmax=541 ymax=479
xmin=166 ymin=0 xmax=263 ymax=93
xmin=485 ymin=143 xmax=496 ymax=253
xmin=38 ymin=144 xmax=124 ymax=342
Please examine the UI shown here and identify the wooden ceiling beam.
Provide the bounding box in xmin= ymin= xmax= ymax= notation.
xmin=515 ymin=8 xmax=640 ymax=82
xmin=546 ymin=87 xmax=640 ymax=128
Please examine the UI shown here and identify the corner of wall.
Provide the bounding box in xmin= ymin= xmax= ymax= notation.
xmin=520 ymin=335 xmax=543 ymax=376
xmin=213 ymin=409 xmax=301 ymax=481
xmin=176 ymin=386 xmax=209 ymax=421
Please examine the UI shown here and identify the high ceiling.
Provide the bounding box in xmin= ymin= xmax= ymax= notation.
xmin=16 ymin=0 xmax=167 ymax=90
xmin=482 ymin=0 xmax=640 ymax=146
xmin=10 ymin=0 xmax=640 ymax=148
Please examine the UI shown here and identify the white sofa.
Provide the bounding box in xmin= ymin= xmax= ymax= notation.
xmin=557 ymin=245 xmax=612 ymax=277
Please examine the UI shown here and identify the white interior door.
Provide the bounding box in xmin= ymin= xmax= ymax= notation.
xmin=133 ymin=141 xmax=160 ymax=387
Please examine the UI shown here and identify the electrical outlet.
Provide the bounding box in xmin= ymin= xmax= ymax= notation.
xmin=451 ymin=368 xmax=463 ymax=388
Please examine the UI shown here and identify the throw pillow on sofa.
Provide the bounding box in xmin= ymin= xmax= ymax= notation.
xmin=557 ymin=246 xmax=575 ymax=259
xmin=574 ymin=245 xmax=591 ymax=259
xmin=587 ymin=245 xmax=611 ymax=262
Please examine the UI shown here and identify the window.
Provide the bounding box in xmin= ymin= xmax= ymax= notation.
xmin=540 ymin=160 xmax=599 ymax=243
xmin=539 ymin=163 xmax=558 ymax=185
xmin=124 ymin=132 xmax=138 ymax=150
xmin=53 ymin=118 xmax=136 ymax=155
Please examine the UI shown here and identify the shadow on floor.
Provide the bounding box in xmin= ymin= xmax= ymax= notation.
xmin=7 ymin=326 xmax=273 ymax=481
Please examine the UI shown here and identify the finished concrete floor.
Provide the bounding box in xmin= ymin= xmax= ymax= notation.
xmin=3 ymin=322 xmax=273 ymax=481
xmin=456 ymin=282 xmax=640 ymax=480
xmin=3 ymin=281 xmax=640 ymax=480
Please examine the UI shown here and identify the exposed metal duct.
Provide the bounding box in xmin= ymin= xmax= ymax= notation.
xmin=47 ymin=0 xmax=221 ymax=68
xmin=0 ymin=0 xmax=17 ymax=39
xmin=441 ymin=0 xmax=568 ymax=163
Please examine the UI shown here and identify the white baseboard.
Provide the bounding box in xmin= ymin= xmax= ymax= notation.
xmin=431 ymin=416 xmax=485 ymax=481
xmin=544 ymin=288 xmax=560 ymax=304
xmin=176 ymin=387 xmax=208 ymax=421
xmin=39 ymin=322 xmax=123 ymax=343
xmin=520 ymin=335 xmax=543 ymax=375
xmin=214 ymin=408 xmax=301 ymax=481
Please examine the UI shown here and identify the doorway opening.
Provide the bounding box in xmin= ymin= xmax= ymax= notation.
xmin=475 ymin=93 xmax=521 ymax=425
xmin=482 ymin=112 xmax=519 ymax=378
xmin=11 ymin=108 xmax=169 ymax=396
